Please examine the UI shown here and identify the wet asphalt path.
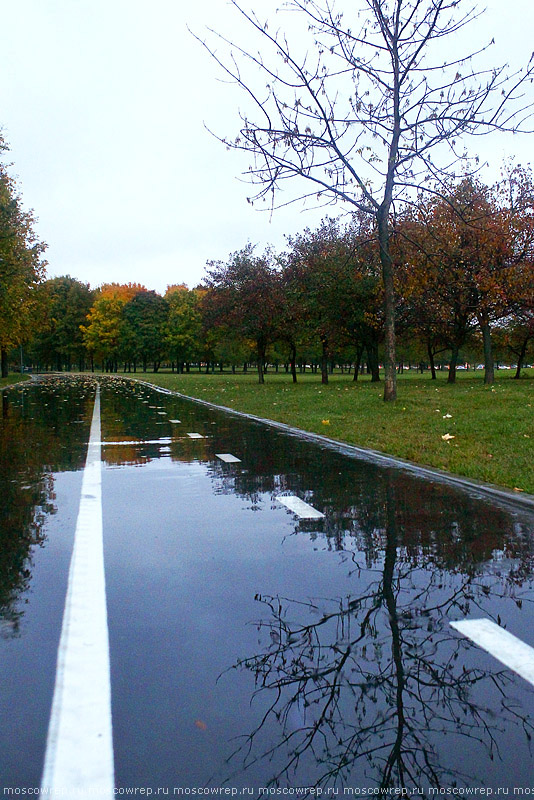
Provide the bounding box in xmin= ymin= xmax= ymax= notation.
xmin=1 ymin=375 xmax=534 ymax=793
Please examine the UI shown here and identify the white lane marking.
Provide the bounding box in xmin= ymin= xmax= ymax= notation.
xmin=101 ymin=438 xmax=173 ymax=446
xmin=215 ymin=453 xmax=241 ymax=463
xmin=277 ymin=495 xmax=325 ymax=520
xmin=451 ymin=618 xmax=534 ymax=687
xmin=41 ymin=385 xmax=114 ymax=796
xmin=187 ymin=433 xmax=205 ymax=439
xmin=169 ymin=419 xmax=181 ymax=423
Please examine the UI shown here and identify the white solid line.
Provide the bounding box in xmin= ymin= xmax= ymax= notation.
xmin=215 ymin=453 xmax=241 ymax=463
xmin=277 ymin=495 xmax=325 ymax=520
xmin=187 ymin=433 xmax=205 ymax=439
xmin=41 ymin=385 xmax=114 ymax=796
xmin=451 ymin=618 xmax=534 ymax=687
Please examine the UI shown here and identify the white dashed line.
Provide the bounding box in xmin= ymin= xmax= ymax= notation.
xmin=451 ymin=618 xmax=534 ymax=687
xmin=215 ymin=453 xmax=241 ymax=463
xmin=277 ymin=495 xmax=325 ymax=520
xmin=41 ymin=385 xmax=114 ymax=796
xmin=187 ymin=433 xmax=205 ymax=439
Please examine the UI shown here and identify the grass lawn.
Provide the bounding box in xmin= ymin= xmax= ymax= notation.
xmin=127 ymin=368 xmax=533 ymax=494
xmin=0 ymin=373 xmax=31 ymax=390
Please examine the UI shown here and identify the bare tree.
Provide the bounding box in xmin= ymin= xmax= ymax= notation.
xmin=196 ymin=0 xmax=534 ymax=400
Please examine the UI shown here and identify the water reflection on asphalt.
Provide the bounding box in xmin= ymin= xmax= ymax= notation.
xmin=1 ymin=375 xmax=534 ymax=791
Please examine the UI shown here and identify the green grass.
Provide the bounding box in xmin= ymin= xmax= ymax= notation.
xmin=129 ymin=368 xmax=534 ymax=494
xmin=0 ymin=373 xmax=31 ymax=390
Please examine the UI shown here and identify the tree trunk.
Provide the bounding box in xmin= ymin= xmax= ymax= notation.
xmin=353 ymin=343 xmax=365 ymax=382
xmin=513 ymin=337 xmax=529 ymax=379
xmin=367 ymin=340 xmax=380 ymax=383
xmin=448 ymin=345 xmax=459 ymax=384
xmin=427 ymin=342 xmax=437 ymax=380
xmin=1 ymin=348 xmax=7 ymax=378
xmin=479 ymin=316 xmax=495 ymax=385
xmin=257 ymin=345 xmax=265 ymax=384
xmin=290 ymin=343 xmax=297 ymax=384
xmin=377 ymin=210 xmax=397 ymax=401
xmin=321 ymin=338 xmax=329 ymax=385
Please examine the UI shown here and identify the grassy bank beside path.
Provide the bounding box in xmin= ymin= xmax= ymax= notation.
xmin=0 ymin=374 xmax=31 ymax=390
xmin=131 ymin=370 xmax=534 ymax=494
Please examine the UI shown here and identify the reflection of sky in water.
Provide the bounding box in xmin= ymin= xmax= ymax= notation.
xmin=1 ymin=375 xmax=534 ymax=790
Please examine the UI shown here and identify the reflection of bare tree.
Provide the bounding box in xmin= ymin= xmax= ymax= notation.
xmin=225 ymin=480 xmax=534 ymax=789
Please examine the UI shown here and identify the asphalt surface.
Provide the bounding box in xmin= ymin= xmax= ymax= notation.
xmin=1 ymin=375 xmax=534 ymax=794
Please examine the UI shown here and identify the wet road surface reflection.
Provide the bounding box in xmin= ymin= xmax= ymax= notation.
xmin=1 ymin=375 xmax=534 ymax=791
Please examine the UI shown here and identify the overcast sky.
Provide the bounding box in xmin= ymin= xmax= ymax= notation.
xmin=0 ymin=0 xmax=532 ymax=294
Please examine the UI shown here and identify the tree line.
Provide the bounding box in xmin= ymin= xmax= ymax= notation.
xmin=1 ymin=122 xmax=532 ymax=387
xmin=4 ymin=168 xmax=532 ymax=387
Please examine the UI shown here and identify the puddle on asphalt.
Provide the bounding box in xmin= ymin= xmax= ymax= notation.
xmin=1 ymin=375 xmax=534 ymax=791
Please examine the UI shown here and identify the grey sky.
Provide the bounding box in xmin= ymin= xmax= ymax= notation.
xmin=0 ymin=0 xmax=532 ymax=294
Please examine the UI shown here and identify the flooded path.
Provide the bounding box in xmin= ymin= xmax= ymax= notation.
xmin=1 ymin=375 xmax=534 ymax=793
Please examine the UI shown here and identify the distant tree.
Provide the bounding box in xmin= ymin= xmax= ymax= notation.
xmin=32 ymin=276 xmax=94 ymax=371
xmin=501 ymin=311 xmax=534 ymax=378
xmin=213 ymin=325 xmax=253 ymax=374
xmin=0 ymin=141 xmax=47 ymax=376
xmin=283 ymin=216 xmax=384 ymax=383
xmin=284 ymin=220 xmax=346 ymax=385
xmin=164 ymin=285 xmax=203 ymax=372
xmin=339 ymin=216 xmax=384 ymax=381
xmin=122 ymin=290 xmax=168 ymax=372
xmin=205 ymin=244 xmax=283 ymax=383
xmin=81 ymin=283 xmax=146 ymax=371
xmin=398 ymin=179 xmax=520 ymax=384
xmin=199 ymin=0 xmax=534 ymax=400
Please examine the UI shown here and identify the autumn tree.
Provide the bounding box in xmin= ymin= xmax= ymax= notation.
xmin=164 ymin=285 xmax=203 ymax=372
xmin=283 ymin=216 xmax=383 ymax=383
xmin=500 ymin=311 xmax=534 ymax=378
xmin=339 ymin=216 xmax=384 ymax=381
xmin=81 ymin=283 xmax=146 ymax=372
xmin=122 ymin=290 xmax=168 ymax=372
xmin=204 ymin=244 xmax=283 ymax=384
xmin=32 ymin=276 xmax=94 ymax=371
xmin=0 ymin=142 xmax=47 ymax=376
xmin=198 ymin=0 xmax=534 ymax=400
xmin=496 ymin=162 xmax=534 ymax=378
xmin=283 ymin=220 xmax=348 ymax=385
xmin=397 ymin=178 xmax=524 ymax=384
